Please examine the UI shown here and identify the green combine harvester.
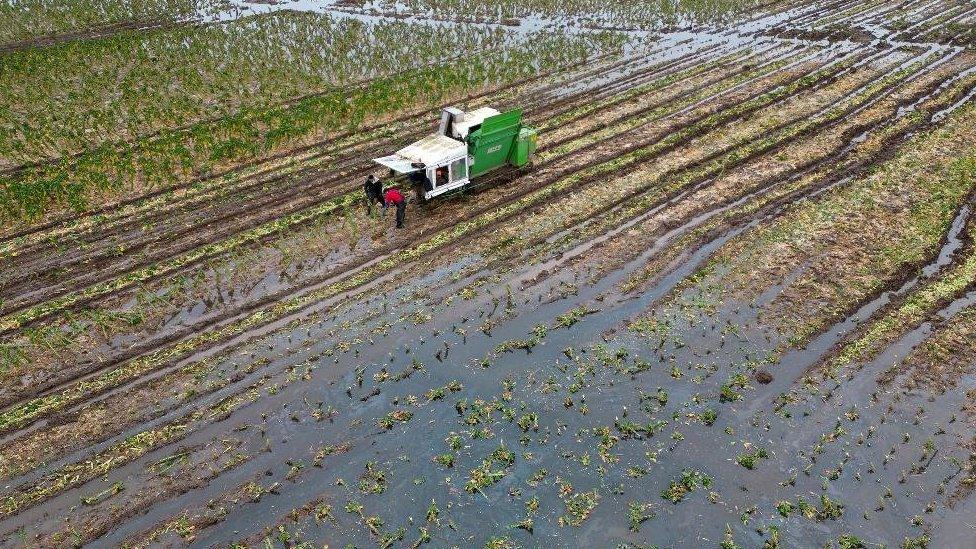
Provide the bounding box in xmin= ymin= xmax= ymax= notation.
xmin=374 ymin=106 xmax=538 ymax=202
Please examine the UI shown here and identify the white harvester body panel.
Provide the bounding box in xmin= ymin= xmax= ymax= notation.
xmin=449 ymin=106 xmax=500 ymax=140
xmin=373 ymin=133 xmax=471 ymax=200
xmin=372 ymin=104 xmax=533 ymax=201
xmin=396 ymin=134 xmax=467 ymax=166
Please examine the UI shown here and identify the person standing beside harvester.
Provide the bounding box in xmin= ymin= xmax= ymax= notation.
xmin=363 ymin=174 xmax=383 ymax=215
xmin=384 ymin=187 xmax=406 ymax=229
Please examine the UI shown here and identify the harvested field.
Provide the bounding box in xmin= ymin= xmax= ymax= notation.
xmin=2 ymin=0 xmax=976 ymax=547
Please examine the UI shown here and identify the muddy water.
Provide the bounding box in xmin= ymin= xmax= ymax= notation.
xmin=82 ymin=193 xmax=961 ymax=547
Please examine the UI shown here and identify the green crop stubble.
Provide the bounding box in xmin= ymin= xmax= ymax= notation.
xmin=814 ymin=154 xmax=976 ymax=380
xmin=0 ymin=0 xmax=223 ymax=44
xmin=0 ymin=14 xmax=625 ymax=220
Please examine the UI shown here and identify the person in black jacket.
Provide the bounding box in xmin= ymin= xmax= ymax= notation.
xmin=363 ymin=174 xmax=383 ymax=215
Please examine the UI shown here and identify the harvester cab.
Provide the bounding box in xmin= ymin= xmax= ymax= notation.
xmin=373 ymin=105 xmax=537 ymax=202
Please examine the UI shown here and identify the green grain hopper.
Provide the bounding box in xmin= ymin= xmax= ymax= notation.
xmin=374 ymin=106 xmax=538 ymax=201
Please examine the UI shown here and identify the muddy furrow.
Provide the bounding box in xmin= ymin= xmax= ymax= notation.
xmin=850 ymin=0 xmax=928 ymax=26
xmin=444 ymin=50 xmax=965 ymax=312
xmin=855 ymin=0 xmax=922 ymax=25
xmin=0 ymin=52 xmax=859 ymax=436
xmin=0 ymin=47 xmax=822 ymax=336
xmin=884 ymin=0 xmax=947 ymax=37
xmin=806 ymin=0 xmax=885 ymax=27
xmin=538 ymin=43 xmax=804 ymax=134
xmin=919 ymin=7 xmax=976 ymax=44
xmin=830 ymin=0 xmax=918 ymax=28
xmin=622 ymin=66 xmax=976 ymax=349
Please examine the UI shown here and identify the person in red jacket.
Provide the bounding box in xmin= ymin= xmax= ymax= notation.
xmin=384 ymin=187 xmax=406 ymax=228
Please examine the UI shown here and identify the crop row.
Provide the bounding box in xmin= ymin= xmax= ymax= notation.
xmin=0 ymin=0 xmax=222 ymax=45
xmin=676 ymin=72 xmax=976 ymax=368
xmin=616 ymin=54 xmax=975 ymax=302
xmin=0 ymin=14 xmax=625 ymax=220
xmin=351 ymin=0 xmax=771 ymax=28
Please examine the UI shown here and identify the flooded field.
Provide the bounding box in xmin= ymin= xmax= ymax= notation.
xmin=1 ymin=0 xmax=975 ymax=547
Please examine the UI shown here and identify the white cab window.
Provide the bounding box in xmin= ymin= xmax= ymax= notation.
xmin=450 ymin=158 xmax=467 ymax=183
